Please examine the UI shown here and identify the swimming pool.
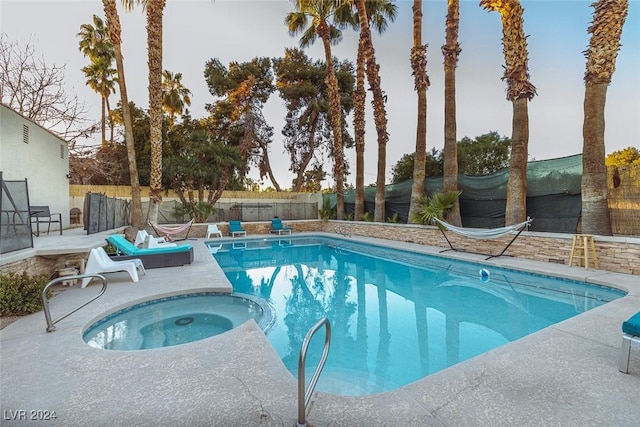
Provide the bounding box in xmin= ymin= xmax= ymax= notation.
xmin=207 ymin=236 xmax=625 ymax=396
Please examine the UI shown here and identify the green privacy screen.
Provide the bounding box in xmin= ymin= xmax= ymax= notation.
xmin=327 ymin=154 xmax=583 ymax=233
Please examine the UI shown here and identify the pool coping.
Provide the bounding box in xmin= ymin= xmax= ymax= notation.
xmin=2 ymin=232 xmax=639 ymax=426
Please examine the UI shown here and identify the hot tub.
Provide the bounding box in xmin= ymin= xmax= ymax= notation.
xmin=83 ymin=293 xmax=275 ymax=350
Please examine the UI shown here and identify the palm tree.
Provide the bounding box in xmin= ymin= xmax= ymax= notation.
xmin=441 ymin=0 xmax=462 ymax=225
xmin=407 ymin=0 xmax=430 ymax=223
xmin=286 ymin=0 xmax=347 ymax=220
xmin=81 ymin=57 xmax=117 ymax=148
xmin=581 ymin=0 xmax=628 ymax=235
xmin=353 ymin=0 xmax=392 ymax=222
xmin=143 ymin=0 xmax=166 ymax=227
xmin=348 ymin=0 xmax=397 ymax=221
xmin=162 ymin=70 xmax=192 ymax=125
xmin=119 ymin=0 xmax=166 ymax=226
xmin=77 ymin=15 xmax=116 ymax=148
xmin=479 ymin=0 xmax=536 ymax=225
xmin=102 ymin=0 xmax=143 ymax=228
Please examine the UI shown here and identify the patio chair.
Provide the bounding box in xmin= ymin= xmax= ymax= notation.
xmin=29 ymin=205 xmax=62 ymax=236
xmin=229 ymin=220 xmax=246 ymax=237
xmin=270 ymin=217 xmax=293 ymax=235
xmin=620 ymin=311 xmax=640 ymax=374
xmin=81 ymin=247 xmax=145 ymax=288
xmin=106 ymin=234 xmax=194 ymax=268
xmin=207 ymin=224 xmax=223 ymax=238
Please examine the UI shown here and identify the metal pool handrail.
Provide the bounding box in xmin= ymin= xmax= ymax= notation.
xmin=297 ymin=317 xmax=331 ymax=427
xmin=41 ymin=274 xmax=107 ymax=332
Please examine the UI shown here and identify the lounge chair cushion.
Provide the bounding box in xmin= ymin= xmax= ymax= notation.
xmin=623 ymin=312 xmax=640 ymax=336
xmin=107 ymin=235 xmax=191 ymax=255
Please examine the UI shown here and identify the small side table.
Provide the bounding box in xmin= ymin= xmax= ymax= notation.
xmin=568 ymin=234 xmax=599 ymax=269
xmin=57 ymin=267 xmax=79 ymax=286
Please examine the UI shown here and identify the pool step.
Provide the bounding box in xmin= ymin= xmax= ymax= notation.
xmin=307 ymin=367 xmax=395 ymax=396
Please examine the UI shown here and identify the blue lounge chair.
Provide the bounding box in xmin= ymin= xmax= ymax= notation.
xmin=620 ymin=311 xmax=640 ymax=373
xmin=106 ymin=234 xmax=193 ymax=269
xmin=270 ymin=217 xmax=292 ymax=235
xmin=229 ymin=220 xmax=246 ymax=237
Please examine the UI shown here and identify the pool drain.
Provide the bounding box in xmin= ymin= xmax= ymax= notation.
xmin=175 ymin=317 xmax=194 ymax=326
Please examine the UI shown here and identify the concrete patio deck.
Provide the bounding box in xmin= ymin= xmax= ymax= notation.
xmin=1 ymin=228 xmax=639 ymax=426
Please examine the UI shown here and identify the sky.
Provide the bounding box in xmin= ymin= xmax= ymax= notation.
xmin=1 ymin=0 xmax=639 ymax=189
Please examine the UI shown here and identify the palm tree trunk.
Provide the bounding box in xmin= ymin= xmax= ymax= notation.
xmin=480 ymin=0 xmax=536 ymax=227
xmin=103 ymin=0 xmax=143 ymax=228
xmin=147 ymin=0 xmax=166 ymax=226
xmin=354 ymin=36 xmax=366 ymax=221
xmin=442 ymin=0 xmax=462 ymax=226
xmin=356 ymin=0 xmax=389 ymax=223
xmin=505 ymin=97 xmax=528 ymax=225
xmin=580 ymin=0 xmax=627 ymax=236
xmin=100 ymin=96 xmax=107 ymax=148
xmin=321 ymin=31 xmax=345 ymax=220
xmin=105 ymin=96 xmax=114 ymax=145
xmin=408 ymin=0 xmax=428 ymax=223
xmin=581 ymin=82 xmax=612 ymax=235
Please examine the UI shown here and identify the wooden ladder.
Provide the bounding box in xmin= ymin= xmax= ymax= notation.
xmin=568 ymin=234 xmax=599 ymax=269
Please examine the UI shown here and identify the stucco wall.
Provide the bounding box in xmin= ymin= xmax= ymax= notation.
xmin=1 ymin=104 xmax=69 ymax=230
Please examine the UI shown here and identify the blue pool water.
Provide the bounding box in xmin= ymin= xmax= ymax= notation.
xmin=83 ymin=293 xmax=275 ymax=350
xmin=208 ymin=236 xmax=625 ymax=396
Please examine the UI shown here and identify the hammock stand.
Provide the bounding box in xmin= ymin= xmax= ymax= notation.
xmin=149 ymin=219 xmax=194 ymax=241
xmin=434 ymin=217 xmax=533 ymax=260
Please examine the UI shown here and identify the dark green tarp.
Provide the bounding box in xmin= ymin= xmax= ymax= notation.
xmin=326 ymin=154 xmax=583 ymax=233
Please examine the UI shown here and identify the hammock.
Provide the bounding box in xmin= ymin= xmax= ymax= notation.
xmin=149 ymin=219 xmax=194 ymax=241
xmin=434 ymin=217 xmax=533 ymax=259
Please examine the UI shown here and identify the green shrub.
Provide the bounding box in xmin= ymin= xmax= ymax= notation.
xmin=319 ymin=199 xmax=336 ymax=221
xmin=387 ymin=212 xmax=402 ymax=223
xmin=0 ymin=271 xmax=50 ymax=316
xmin=103 ymin=242 xmax=117 ymax=255
xmin=362 ymin=212 xmax=374 ymax=222
xmin=412 ymin=190 xmax=462 ymax=226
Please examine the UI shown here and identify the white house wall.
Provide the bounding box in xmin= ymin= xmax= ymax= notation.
xmin=1 ymin=104 xmax=69 ymax=231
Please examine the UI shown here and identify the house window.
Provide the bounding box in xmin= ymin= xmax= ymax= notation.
xmin=60 ymin=144 xmax=64 ymax=159
xmin=23 ymin=125 xmax=29 ymax=143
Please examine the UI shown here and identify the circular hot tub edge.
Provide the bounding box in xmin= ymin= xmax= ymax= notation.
xmin=83 ymin=292 xmax=276 ymax=350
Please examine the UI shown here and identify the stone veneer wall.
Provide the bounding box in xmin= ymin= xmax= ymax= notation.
xmin=197 ymin=219 xmax=638 ymax=276
xmin=315 ymin=221 xmax=639 ymax=276
xmin=2 ymin=220 xmax=638 ymax=278
xmin=1 ymin=254 xmax=84 ymax=277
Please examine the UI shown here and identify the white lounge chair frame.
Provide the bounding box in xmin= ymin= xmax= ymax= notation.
xmin=143 ymin=234 xmax=177 ymax=248
xmin=134 ymin=230 xmax=167 ymax=247
xmin=206 ymin=224 xmax=223 ymax=238
xmin=81 ymin=247 xmax=145 ymax=288
xmin=434 ymin=217 xmax=533 ymax=260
